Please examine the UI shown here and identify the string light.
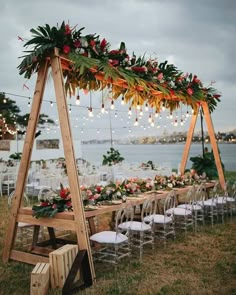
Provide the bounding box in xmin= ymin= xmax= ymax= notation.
xmin=137 ymin=102 xmax=140 ymax=110
xmin=128 ymin=106 xmax=132 ymax=116
xmin=101 ymin=103 xmax=105 ymax=113
xmin=50 ymin=101 xmax=53 ymax=107
xmin=145 ymin=103 xmax=149 ymax=112
xmin=121 ymin=95 xmax=125 ymax=105
xmin=148 ymin=114 xmax=152 ymax=123
xmin=134 ymin=117 xmax=139 ymax=126
xmin=110 ymin=100 xmax=115 ymax=110
xmin=76 ymin=94 xmax=80 ymax=105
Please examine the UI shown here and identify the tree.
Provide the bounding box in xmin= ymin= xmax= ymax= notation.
xmin=0 ymin=92 xmax=55 ymax=139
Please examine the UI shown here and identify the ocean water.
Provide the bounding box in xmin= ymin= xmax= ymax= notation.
xmin=81 ymin=143 xmax=236 ymax=171
xmin=2 ymin=140 xmax=235 ymax=171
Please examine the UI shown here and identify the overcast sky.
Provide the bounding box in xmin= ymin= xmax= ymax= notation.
xmin=1 ymin=0 xmax=236 ymax=140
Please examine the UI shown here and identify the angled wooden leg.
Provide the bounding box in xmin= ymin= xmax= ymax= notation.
xmin=2 ymin=61 xmax=49 ymax=263
xmin=50 ymin=49 xmax=95 ymax=283
xmin=202 ymin=102 xmax=225 ymax=189
xmin=180 ymin=107 xmax=199 ymax=175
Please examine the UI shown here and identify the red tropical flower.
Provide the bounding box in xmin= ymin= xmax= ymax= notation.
xmin=100 ymin=38 xmax=107 ymax=51
xmin=74 ymin=40 xmax=81 ymax=48
xmin=64 ymin=24 xmax=71 ymax=35
xmin=90 ymin=40 xmax=96 ymax=47
xmin=187 ymin=88 xmax=193 ymax=95
xmin=63 ymin=45 xmax=71 ymax=54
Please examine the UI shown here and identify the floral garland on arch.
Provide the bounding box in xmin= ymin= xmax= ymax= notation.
xmin=18 ymin=21 xmax=221 ymax=113
xmin=32 ymin=172 xmax=202 ymax=218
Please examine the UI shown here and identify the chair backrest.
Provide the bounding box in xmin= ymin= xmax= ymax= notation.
xmin=38 ymin=187 xmax=55 ymax=201
xmin=195 ymin=183 xmax=206 ymax=203
xmin=164 ymin=190 xmax=176 ymax=215
xmin=8 ymin=190 xmax=29 ymax=209
xmin=140 ymin=197 xmax=155 ymax=223
xmin=115 ymin=205 xmax=133 ymax=233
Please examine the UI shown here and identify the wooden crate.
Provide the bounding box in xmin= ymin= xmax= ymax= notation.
xmin=30 ymin=262 xmax=50 ymax=295
xmin=49 ymin=244 xmax=79 ymax=289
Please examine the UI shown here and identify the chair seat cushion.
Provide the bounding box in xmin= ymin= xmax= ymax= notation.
xmin=203 ymin=199 xmax=217 ymax=206
xmin=90 ymin=231 xmax=128 ymax=244
xmin=118 ymin=221 xmax=151 ymax=232
xmin=166 ymin=207 xmax=192 ymax=216
xmin=226 ymin=196 xmax=235 ymax=202
xmin=216 ymin=197 xmax=227 ymax=204
xmin=144 ymin=214 xmax=172 ymax=224
xmin=178 ymin=204 xmax=202 ymax=211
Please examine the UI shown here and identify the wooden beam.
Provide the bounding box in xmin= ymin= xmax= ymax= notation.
xmin=50 ymin=49 xmax=96 ymax=282
xmin=201 ymin=102 xmax=225 ymax=189
xmin=180 ymin=107 xmax=199 ymax=175
xmin=10 ymin=250 xmax=49 ymax=265
xmin=2 ymin=61 xmax=49 ymax=263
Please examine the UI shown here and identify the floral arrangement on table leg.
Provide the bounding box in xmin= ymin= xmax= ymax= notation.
xmin=32 ymin=184 xmax=72 ymax=218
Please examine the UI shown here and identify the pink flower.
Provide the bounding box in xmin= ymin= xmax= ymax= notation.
xmin=63 ymin=45 xmax=71 ymax=54
xmin=109 ymin=59 xmax=119 ymax=66
xmin=52 ymin=204 xmax=57 ymax=209
xmin=64 ymin=24 xmax=71 ymax=35
xmin=74 ymin=40 xmax=81 ymax=48
xmin=131 ymin=66 xmax=147 ymax=73
xmin=193 ymin=75 xmax=201 ymax=84
xmin=94 ymin=194 xmax=100 ymax=200
xmin=100 ymin=38 xmax=107 ymax=51
xmin=213 ymin=94 xmax=221 ymax=99
xmin=90 ymin=40 xmax=96 ymax=47
xmin=187 ymin=88 xmax=193 ymax=95
xmin=66 ymin=201 xmax=72 ymax=207
xmin=157 ymin=72 xmax=163 ymax=81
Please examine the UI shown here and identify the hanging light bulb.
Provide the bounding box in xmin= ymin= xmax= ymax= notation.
xmin=88 ymin=107 xmax=93 ymax=117
xmin=129 ymin=128 xmax=131 ymax=133
xmin=137 ymin=102 xmax=141 ymax=110
xmin=81 ymin=129 xmax=84 ymax=134
xmin=28 ymin=97 xmax=31 ymax=107
xmin=3 ymin=98 xmax=7 ymax=103
xmin=114 ymin=112 xmax=117 ymax=118
xmin=186 ymin=111 xmax=189 ymax=118
xmin=148 ymin=114 xmax=152 ymax=123
xmin=151 ymin=120 xmax=155 ymax=127
xmin=134 ymin=117 xmax=139 ymax=126
xmin=169 ymin=112 xmax=173 ymax=119
xmin=101 ymin=103 xmax=105 ymax=113
xmin=145 ymin=103 xmax=149 ymax=112
xmin=121 ymin=95 xmax=125 ymax=105
xmin=174 ymin=119 xmax=178 ymax=126
xmin=155 ymin=110 xmax=159 ymax=118
xmin=76 ymin=94 xmax=80 ymax=105
xmin=69 ymin=105 xmax=72 ymax=113
xmin=162 ymin=103 xmax=166 ymax=111
xmin=97 ymin=129 xmax=100 ymax=134
xmin=139 ymin=108 xmax=143 ymax=116
xmin=110 ymin=100 xmax=115 ymax=110
xmin=128 ymin=106 xmax=132 ymax=116
xmin=180 ymin=119 xmax=184 ymax=126
xmin=50 ymin=101 xmax=53 ymax=107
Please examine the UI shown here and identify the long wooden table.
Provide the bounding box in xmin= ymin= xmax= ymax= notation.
xmin=12 ymin=182 xmax=215 ymax=264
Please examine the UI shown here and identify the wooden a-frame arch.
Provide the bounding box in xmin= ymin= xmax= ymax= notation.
xmin=2 ymin=50 xmax=96 ymax=282
xmin=2 ymin=49 xmax=225 ymax=284
xmin=179 ymin=103 xmax=225 ymax=189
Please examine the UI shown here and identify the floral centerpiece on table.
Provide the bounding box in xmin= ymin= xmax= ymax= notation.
xmin=32 ymin=184 xmax=72 ymax=218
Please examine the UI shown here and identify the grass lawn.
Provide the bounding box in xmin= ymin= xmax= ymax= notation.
xmin=0 ymin=175 xmax=235 ymax=295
